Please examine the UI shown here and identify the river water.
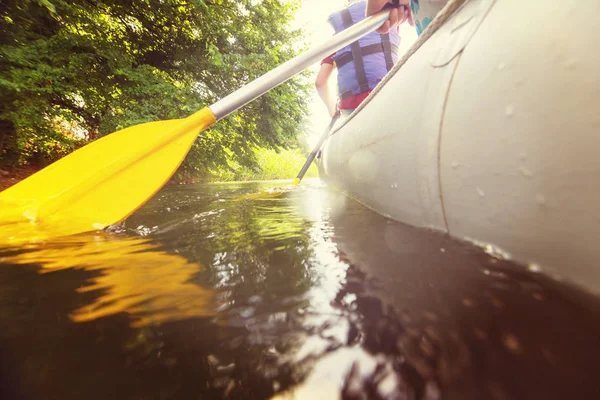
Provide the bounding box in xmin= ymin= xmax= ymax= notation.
xmin=0 ymin=179 xmax=599 ymax=399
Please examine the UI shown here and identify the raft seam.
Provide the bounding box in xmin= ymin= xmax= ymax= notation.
xmin=435 ymin=0 xmax=497 ymax=235
xmin=437 ymin=55 xmax=463 ymax=234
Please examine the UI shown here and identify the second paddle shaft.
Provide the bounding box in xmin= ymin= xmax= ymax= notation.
xmin=293 ymin=112 xmax=341 ymax=185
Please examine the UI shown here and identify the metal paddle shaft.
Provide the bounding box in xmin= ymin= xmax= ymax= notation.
xmin=293 ymin=112 xmax=341 ymax=185
xmin=209 ymin=9 xmax=391 ymax=120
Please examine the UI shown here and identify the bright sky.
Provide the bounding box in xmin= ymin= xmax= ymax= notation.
xmin=292 ymin=0 xmax=417 ymax=147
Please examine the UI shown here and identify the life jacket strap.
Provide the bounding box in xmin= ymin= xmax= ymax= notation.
xmin=340 ymin=8 xmax=370 ymax=94
xmin=334 ymin=42 xmax=399 ymax=69
xmin=380 ymin=33 xmax=395 ymax=71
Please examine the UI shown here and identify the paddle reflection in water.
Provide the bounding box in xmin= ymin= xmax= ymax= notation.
xmin=0 ymin=234 xmax=215 ymax=327
xmin=0 ymin=180 xmax=599 ymax=399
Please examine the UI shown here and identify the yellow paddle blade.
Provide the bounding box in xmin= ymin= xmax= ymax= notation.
xmin=0 ymin=108 xmax=216 ymax=243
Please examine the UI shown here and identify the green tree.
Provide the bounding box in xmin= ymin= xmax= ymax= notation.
xmin=0 ymin=0 xmax=310 ymax=177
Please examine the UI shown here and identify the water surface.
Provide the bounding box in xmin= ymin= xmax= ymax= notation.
xmin=0 ymin=180 xmax=599 ymax=399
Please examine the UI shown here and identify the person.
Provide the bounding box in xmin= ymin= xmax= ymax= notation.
xmin=314 ymin=0 xmax=401 ymax=116
xmin=366 ymin=0 xmax=447 ymax=35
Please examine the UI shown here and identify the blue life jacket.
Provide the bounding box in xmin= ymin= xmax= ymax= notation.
xmin=328 ymin=1 xmax=400 ymax=99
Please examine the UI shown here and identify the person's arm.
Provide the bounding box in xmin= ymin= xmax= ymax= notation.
xmin=315 ymin=62 xmax=337 ymax=117
xmin=366 ymin=0 xmax=413 ymax=33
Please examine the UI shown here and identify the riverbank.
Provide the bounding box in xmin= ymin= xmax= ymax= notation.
xmin=0 ymin=148 xmax=318 ymax=191
xmin=0 ymin=165 xmax=40 ymax=191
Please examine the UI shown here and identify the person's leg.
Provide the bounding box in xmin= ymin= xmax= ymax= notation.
xmin=411 ymin=0 xmax=448 ymax=36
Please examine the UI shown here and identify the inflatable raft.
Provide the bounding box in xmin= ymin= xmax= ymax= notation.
xmin=319 ymin=0 xmax=600 ymax=293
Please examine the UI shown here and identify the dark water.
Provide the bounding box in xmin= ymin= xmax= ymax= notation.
xmin=0 ymin=180 xmax=599 ymax=399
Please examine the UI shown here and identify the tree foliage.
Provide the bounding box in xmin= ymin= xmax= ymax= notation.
xmin=0 ymin=0 xmax=310 ymax=177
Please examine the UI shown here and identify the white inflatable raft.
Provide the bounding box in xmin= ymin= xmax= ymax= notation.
xmin=320 ymin=0 xmax=600 ymax=293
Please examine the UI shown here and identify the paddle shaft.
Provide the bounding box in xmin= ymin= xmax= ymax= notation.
xmin=293 ymin=112 xmax=341 ymax=185
xmin=209 ymin=9 xmax=391 ymax=120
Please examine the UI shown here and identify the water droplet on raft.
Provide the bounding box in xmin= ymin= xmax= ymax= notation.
xmin=497 ymin=63 xmax=505 ymax=71
xmin=519 ymin=166 xmax=533 ymax=177
xmin=505 ymin=104 xmax=514 ymax=117
xmin=536 ymin=194 xmax=547 ymax=206
xmin=476 ymin=188 xmax=485 ymax=197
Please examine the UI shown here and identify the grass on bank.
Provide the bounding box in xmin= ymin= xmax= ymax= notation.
xmin=1 ymin=146 xmax=318 ymax=190
xmin=210 ymin=147 xmax=318 ymax=182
